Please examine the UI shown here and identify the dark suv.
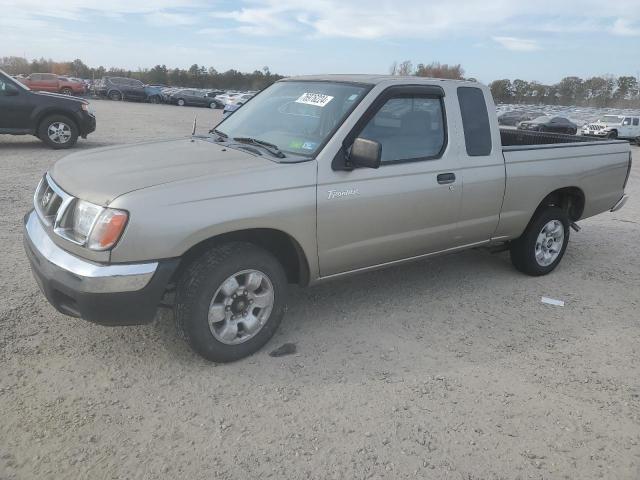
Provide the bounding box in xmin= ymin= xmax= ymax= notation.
xmin=95 ymin=76 xmax=146 ymax=101
xmin=0 ymin=69 xmax=96 ymax=149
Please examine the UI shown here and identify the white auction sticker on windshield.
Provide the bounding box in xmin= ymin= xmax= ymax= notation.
xmin=295 ymin=93 xmax=334 ymax=107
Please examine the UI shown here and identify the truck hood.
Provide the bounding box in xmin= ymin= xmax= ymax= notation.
xmin=50 ymin=137 xmax=288 ymax=205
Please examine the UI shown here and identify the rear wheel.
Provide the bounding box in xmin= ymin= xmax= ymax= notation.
xmin=37 ymin=115 xmax=79 ymax=149
xmin=60 ymin=87 xmax=73 ymax=96
xmin=175 ymin=242 xmax=287 ymax=362
xmin=177 ymin=98 xmax=186 ymax=106
xmin=209 ymin=102 xmax=217 ymax=109
xmin=109 ymin=90 xmax=122 ymax=101
xmin=510 ymin=207 xmax=570 ymax=276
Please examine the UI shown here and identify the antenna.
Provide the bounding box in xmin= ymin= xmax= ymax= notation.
xmin=191 ymin=115 xmax=197 ymax=136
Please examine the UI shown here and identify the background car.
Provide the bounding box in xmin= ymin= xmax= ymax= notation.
xmin=498 ymin=111 xmax=535 ymax=126
xmin=144 ymin=85 xmax=164 ymax=104
xmin=517 ymin=116 xmax=578 ymax=134
xmin=170 ymin=89 xmax=222 ymax=108
xmin=0 ymin=69 xmax=95 ymax=148
xmin=95 ymin=76 xmax=147 ymax=101
xmin=16 ymin=73 xmax=85 ymax=95
xmin=222 ymin=101 xmax=243 ymax=118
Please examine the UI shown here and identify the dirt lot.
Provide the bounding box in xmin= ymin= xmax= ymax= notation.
xmin=1 ymin=100 xmax=639 ymax=480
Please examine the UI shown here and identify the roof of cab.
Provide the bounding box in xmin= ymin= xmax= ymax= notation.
xmin=283 ymin=74 xmax=478 ymax=85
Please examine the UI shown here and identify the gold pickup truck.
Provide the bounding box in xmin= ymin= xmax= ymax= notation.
xmin=24 ymin=75 xmax=632 ymax=361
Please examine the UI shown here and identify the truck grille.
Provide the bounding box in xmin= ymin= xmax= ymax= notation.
xmin=34 ymin=174 xmax=74 ymax=229
xmin=588 ymin=124 xmax=604 ymax=130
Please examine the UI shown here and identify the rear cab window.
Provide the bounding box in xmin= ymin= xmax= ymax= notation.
xmin=457 ymin=87 xmax=492 ymax=156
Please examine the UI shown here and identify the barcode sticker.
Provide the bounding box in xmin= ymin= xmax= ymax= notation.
xmin=295 ymin=93 xmax=334 ymax=107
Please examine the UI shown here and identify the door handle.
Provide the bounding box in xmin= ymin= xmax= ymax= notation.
xmin=437 ymin=173 xmax=456 ymax=184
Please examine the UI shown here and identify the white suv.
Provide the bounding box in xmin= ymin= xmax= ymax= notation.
xmin=582 ymin=115 xmax=640 ymax=140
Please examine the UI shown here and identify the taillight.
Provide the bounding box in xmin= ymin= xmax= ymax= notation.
xmin=624 ymin=151 xmax=632 ymax=189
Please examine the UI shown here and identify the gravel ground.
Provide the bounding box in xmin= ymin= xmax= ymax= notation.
xmin=1 ymin=100 xmax=639 ymax=480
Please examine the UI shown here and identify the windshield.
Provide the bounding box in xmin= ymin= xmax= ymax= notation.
xmin=598 ymin=115 xmax=622 ymax=124
xmin=215 ymin=81 xmax=369 ymax=157
xmin=0 ymin=70 xmax=30 ymax=91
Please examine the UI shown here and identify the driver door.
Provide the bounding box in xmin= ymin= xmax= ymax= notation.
xmin=317 ymin=86 xmax=462 ymax=276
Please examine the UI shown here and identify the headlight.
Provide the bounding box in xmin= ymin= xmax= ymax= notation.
xmin=81 ymin=103 xmax=89 ymax=111
xmin=57 ymin=200 xmax=128 ymax=250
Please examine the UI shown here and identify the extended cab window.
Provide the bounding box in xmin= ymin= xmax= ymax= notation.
xmin=634 ymin=118 xmax=639 ymax=126
xmin=457 ymin=87 xmax=492 ymax=156
xmin=359 ymin=96 xmax=445 ymax=163
xmin=623 ymin=118 xmax=632 ymax=126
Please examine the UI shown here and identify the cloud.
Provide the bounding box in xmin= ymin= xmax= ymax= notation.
xmin=145 ymin=11 xmax=199 ymax=27
xmin=611 ymin=18 xmax=640 ymax=36
xmin=492 ymin=36 xmax=541 ymax=52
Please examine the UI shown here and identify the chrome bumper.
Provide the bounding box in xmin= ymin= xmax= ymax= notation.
xmin=610 ymin=195 xmax=629 ymax=213
xmin=24 ymin=210 xmax=157 ymax=293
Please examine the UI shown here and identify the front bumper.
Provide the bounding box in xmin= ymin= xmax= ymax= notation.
xmin=23 ymin=210 xmax=178 ymax=326
xmin=78 ymin=111 xmax=96 ymax=138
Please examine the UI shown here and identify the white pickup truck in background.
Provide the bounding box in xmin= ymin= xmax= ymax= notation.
xmin=582 ymin=114 xmax=640 ymax=140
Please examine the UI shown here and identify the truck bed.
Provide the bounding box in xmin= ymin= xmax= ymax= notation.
xmin=496 ymin=128 xmax=631 ymax=240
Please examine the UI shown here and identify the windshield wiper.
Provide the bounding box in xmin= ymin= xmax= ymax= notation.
xmin=233 ymin=137 xmax=285 ymax=158
xmin=209 ymin=128 xmax=228 ymax=140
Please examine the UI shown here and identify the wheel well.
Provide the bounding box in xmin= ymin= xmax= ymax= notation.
xmin=534 ymin=187 xmax=585 ymax=222
xmin=172 ymin=229 xmax=310 ymax=287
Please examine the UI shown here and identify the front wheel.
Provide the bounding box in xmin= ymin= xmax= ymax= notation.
xmin=510 ymin=207 xmax=570 ymax=276
xmin=37 ymin=115 xmax=79 ymax=149
xmin=60 ymin=87 xmax=73 ymax=95
xmin=175 ymin=242 xmax=288 ymax=362
xmin=177 ymin=98 xmax=186 ymax=106
xmin=608 ymin=130 xmax=618 ymax=139
xmin=109 ymin=90 xmax=122 ymax=101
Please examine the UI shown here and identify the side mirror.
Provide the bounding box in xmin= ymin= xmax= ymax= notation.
xmin=349 ymin=137 xmax=381 ymax=169
xmin=4 ymin=84 xmax=20 ymax=96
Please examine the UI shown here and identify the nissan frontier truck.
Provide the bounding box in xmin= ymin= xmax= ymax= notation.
xmin=24 ymin=75 xmax=632 ymax=362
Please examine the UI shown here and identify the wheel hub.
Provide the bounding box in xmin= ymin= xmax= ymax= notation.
xmin=207 ymin=269 xmax=274 ymax=345
xmin=535 ymin=220 xmax=564 ymax=267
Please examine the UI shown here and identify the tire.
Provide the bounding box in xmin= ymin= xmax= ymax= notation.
xmin=109 ymin=90 xmax=122 ymax=101
xmin=177 ymin=98 xmax=186 ymax=106
xmin=510 ymin=207 xmax=570 ymax=276
xmin=608 ymin=130 xmax=618 ymax=139
xmin=60 ymin=87 xmax=73 ymax=96
xmin=175 ymin=242 xmax=288 ymax=362
xmin=569 ymin=128 xmax=577 ymax=135
xmin=149 ymin=95 xmax=161 ymax=104
xmin=37 ymin=115 xmax=79 ymax=149
xmin=209 ymin=102 xmax=217 ymax=109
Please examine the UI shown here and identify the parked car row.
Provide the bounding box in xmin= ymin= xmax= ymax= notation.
xmin=499 ymin=109 xmax=640 ymax=141
xmin=93 ymin=76 xmax=256 ymax=110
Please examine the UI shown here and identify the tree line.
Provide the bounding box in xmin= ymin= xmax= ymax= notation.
xmin=489 ymin=76 xmax=640 ymax=108
xmin=391 ymin=60 xmax=640 ymax=109
xmin=0 ymin=56 xmax=284 ymax=91
xmin=3 ymin=55 xmax=639 ymax=108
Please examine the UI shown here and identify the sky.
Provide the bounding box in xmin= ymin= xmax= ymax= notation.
xmin=1 ymin=0 xmax=640 ymax=83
